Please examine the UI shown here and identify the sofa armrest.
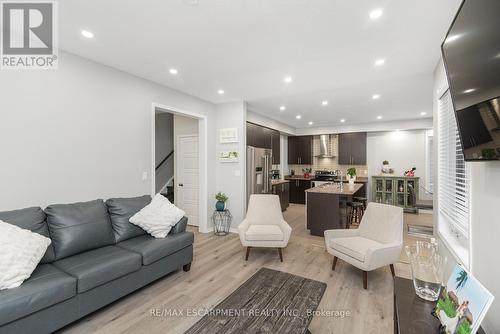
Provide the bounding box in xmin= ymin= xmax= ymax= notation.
xmin=170 ymin=216 xmax=188 ymax=234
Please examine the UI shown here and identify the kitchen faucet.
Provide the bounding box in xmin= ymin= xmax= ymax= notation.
xmin=336 ymin=169 xmax=343 ymax=192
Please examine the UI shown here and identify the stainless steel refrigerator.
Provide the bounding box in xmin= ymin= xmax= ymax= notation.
xmin=247 ymin=146 xmax=273 ymax=203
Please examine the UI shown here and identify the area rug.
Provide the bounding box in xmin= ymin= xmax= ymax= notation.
xmin=184 ymin=267 xmax=327 ymax=334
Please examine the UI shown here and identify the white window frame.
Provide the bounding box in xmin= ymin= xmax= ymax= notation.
xmin=437 ymin=90 xmax=471 ymax=267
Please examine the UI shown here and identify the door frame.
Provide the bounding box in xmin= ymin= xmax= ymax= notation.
xmin=176 ymin=134 xmax=199 ymax=226
xmin=151 ymin=103 xmax=208 ymax=233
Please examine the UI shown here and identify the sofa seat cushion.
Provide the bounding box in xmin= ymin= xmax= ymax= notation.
xmin=0 ymin=264 xmax=76 ymax=326
xmin=117 ymin=232 xmax=194 ymax=266
xmin=45 ymin=199 xmax=115 ymax=260
xmin=330 ymin=237 xmax=382 ymax=262
xmin=245 ymin=225 xmax=284 ymax=241
xmin=53 ymin=246 xmax=141 ymax=293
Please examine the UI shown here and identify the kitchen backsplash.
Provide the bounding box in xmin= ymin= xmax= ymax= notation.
xmin=288 ymin=135 xmax=368 ymax=176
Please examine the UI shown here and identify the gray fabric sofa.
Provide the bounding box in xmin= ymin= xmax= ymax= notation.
xmin=0 ymin=196 xmax=193 ymax=334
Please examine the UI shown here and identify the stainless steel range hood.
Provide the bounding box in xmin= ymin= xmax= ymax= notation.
xmin=315 ymin=134 xmax=335 ymax=158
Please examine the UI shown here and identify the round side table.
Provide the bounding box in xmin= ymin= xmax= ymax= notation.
xmin=212 ymin=209 xmax=232 ymax=236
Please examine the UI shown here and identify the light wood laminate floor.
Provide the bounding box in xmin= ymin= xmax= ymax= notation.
xmin=60 ymin=204 xmax=431 ymax=334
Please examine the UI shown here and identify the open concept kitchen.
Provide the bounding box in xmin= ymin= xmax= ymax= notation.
xmin=246 ymin=119 xmax=433 ymax=238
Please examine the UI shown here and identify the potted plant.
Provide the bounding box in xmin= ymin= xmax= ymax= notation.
xmin=215 ymin=192 xmax=228 ymax=211
xmin=382 ymin=160 xmax=390 ymax=172
xmin=346 ymin=167 xmax=356 ymax=184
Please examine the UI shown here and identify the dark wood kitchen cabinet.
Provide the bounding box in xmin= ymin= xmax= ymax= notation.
xmin=338 ymin=132 xmax=367 ymax=165
xmin=289 ymin=179 xmax=311 ymax=204
xmin=246 ymin=122 xmax=280 ymax=164
xmin=272 ymin=182 xmax=289 ymax=211
xmin=288 ymin=136 xmax=313 ymax=165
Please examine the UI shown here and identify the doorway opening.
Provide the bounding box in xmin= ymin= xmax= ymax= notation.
xmin=152 ymin=104 xmax=207 ymax=232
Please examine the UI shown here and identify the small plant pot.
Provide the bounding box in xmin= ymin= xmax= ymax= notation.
xmin=215 ymin=201 xmax=226 ymax=211
xmin=348 ymin=175 xmax=356 ymax=185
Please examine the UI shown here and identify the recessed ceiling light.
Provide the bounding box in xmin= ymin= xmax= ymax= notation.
xmin=372 ymin=94 xmax=381 ymax=100
xmin=279 ymin=106 xmax=286 ymax=111
xmin=81 ymin=30 xmax=94 ymax=39
xmin=445 ymin=34 xmax=461 ymax=43
xmin=308 ymin=121 xmax=314 ymax=126
xmin=340 ymin=119 xmax=346 ymax=123
xmin=217 ymin=89 xmax=225 ymax=95
xmin=369 ymin=8 xmax=383 ymax=20
xmin=296 ymin=115 xmax=301 ymax=119
xmin=375 ymin=59 xmax=385 ymax=66
xmin=321 ymin=100 xmax=328 ymax=106
xmin=284 ymin=76 xmax=292 ymax=83
xmin=169 ymin=68 xmax=178 ymax=75
xmin=377 ymin=115 xmax=383 ymax=120
xmin=463 ymin=88 xmax=476 ymax=94
xmin=420 ymin=112 xmax=427 ymax=116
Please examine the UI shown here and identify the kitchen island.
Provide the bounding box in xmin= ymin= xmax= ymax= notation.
xmin=305 ymin=183 xmax=364 ymax=236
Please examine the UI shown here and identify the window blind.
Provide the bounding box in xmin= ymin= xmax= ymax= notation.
xmin=438 ymin=90 xmax=470 ymax=237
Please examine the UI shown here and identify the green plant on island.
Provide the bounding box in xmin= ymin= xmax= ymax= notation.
xmin=383 ymin=160 xmax=389 ymax=165
xmin=346 ymin=167 xmax=357 ymax=177
xmin=215 ymin=192 xmax=228 ymax=203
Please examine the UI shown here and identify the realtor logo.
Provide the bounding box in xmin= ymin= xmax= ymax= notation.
xmin=1 ymin=1 xmax=58 ymax=69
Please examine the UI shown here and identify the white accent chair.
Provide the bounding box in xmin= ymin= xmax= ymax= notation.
xmin=324 ymin=202 xmax=403 ymax=289
xmin=238 ymin=194 xmax=292 ymax=262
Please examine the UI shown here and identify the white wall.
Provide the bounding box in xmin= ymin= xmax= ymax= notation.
xmin=366 ymin=130 xmax=431 ymax=201
xmin=433 ymin=59 xmax=500 ymax=333
xmin=0 ymin=51 xmax=217 ymax=236
xmin=215 ymin=102 xmax=247 ymax=229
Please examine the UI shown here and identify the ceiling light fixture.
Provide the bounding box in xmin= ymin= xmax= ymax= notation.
xmin=377 ymin=115 xmax=383 ymax=120
xmin=375 ymin=59 xmax=385 ymax=66
xmin=217 ymin=89 xmax=225 ymax=95
xmin=420 ymin=112 xmax=427 ymax=116
xmin=308 ymin=121 xmax=314 ymax=126
xmin=296 ymin=115 xmax=302 ymax=119
xmin=169 ymin=68 xmax=178 ymax=75
xmin=279 ymin=106 xmax=286 ymax=111
xmin=81 ymin=30 xmax=94 ymax=39
xmin=284 ymin=76 xmax=292 ymax=83
xmin=340 ymin=119 xmax=346 ymax=123
xmin=321 ymin=100 xmax=328 ymax=106
xmin=372 ymin=94 xmax=381 ymax=100
xmin=369 ymin=8 xmax=383 ymax=20
xmin=463 ymin=88 xmax=476 ymax=94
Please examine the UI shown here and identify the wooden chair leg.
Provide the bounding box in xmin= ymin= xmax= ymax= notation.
xmin=390 ymin=264 xmax=395 ymax=278
xmin=332 ymin=256 xmax=338 ymax=271
xmin=245 ymin=247 xmax=251 ymax=261
xmin=363 ymin=271 xmax=368 ymax=289
xmin=278 ymin=248 xmax=283 ymax=262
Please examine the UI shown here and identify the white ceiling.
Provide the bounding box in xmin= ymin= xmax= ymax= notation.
xmin=58 ymin=0 xmax=462 ymax=128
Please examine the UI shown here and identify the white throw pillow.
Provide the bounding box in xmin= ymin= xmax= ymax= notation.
xmin=0 ymin=220 xmax=52 ymax=290
xmin=129 ymin=194 xmax=185 ymax=238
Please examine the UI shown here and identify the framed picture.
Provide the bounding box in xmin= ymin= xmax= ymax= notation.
xmin=219 ymin=128 xmax=238 ymax=143
xmin=435 ymin=264 xmax=494 ymax=334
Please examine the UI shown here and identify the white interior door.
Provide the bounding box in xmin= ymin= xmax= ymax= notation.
xmin=176 ymin=135 xmax=199 ymax=226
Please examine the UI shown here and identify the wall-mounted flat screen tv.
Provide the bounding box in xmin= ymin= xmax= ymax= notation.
xmin=442 ymin=0 xmax=500 ymax=161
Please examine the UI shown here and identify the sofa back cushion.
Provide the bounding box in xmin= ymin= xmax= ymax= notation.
xmin=45 ymin=199 xmax=115 ymax=260
xmin=106 ymin=195 xmax=151 ymax=242
xmin=0 ymin=207 xmax=55 ymax=263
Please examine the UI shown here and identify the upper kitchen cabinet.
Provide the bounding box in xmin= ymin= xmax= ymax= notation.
xmin=288 ymin=135 xmax=313 ymax=164
xmin=338 ymin=132 xmax=367 ymax=165
xmin=246 ymin=122 xmax=280 ymax=164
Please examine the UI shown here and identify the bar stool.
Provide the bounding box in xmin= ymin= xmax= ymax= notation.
xmin=353 ymin=196 xmax=367 ymax=209
xmin=346 ymin=201 xmax=364 ymax=228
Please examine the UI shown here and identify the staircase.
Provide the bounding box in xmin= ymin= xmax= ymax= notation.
xmin=161 ymin=183 xmax=175 ymax=203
